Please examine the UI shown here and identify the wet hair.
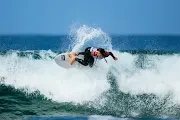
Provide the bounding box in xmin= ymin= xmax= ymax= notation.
xmin=97 ymin=48 xmax=107 ymax=57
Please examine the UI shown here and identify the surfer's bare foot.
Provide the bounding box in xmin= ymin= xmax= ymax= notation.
xmin=69 ymin=52 xmax=78 ymax=65
xmin=67 ymin=52 xmax=71 ymax=58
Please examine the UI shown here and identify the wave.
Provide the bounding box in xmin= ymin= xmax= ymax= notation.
xmin=1 ymin=25 xmax=180 ymax=119
xmin=1 ymin=50 xmax=180 ymax=118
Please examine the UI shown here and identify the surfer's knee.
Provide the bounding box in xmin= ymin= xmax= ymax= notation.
xmin=72 ymin=52 xmax=78 ymax=56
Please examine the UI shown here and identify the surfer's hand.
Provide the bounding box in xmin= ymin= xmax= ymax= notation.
xmin=114 ymin=57 xmax=118 ymax=61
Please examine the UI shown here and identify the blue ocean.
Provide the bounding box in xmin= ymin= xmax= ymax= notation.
xmin=0 ymin=25 xmax=180 ymax=120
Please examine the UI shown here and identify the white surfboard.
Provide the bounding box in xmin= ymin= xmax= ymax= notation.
xmin=54 ymin=53 xmax=87 ymax=69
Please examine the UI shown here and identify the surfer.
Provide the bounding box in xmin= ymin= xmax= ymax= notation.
xmin=69 ymin=47 xmax=118 ymax=67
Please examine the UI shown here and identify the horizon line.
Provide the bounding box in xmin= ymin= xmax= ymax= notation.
xmin=1 ymin=33 xmax=180 ymax=36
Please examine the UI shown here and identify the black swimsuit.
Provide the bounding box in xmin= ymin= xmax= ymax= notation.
xmin=75 ymin=47 xmax=94 ymax=67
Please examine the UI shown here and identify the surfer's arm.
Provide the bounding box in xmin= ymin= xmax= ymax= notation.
xmin=108 ymin=52 xmax=118 ymax=60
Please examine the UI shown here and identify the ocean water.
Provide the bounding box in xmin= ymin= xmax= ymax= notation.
xmin=0 ymin=25 xmax=180 ymax=120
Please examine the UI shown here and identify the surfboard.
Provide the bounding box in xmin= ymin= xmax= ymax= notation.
xmin=54 ymin=53 xmax=86 ymax=69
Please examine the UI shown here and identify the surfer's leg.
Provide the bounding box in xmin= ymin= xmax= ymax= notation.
xmin=88 ymin=56 xmax=94 ymax=68
xmin=70 ymin=56 xmax=76 ymax=65
xmin=69 ymin=52 xmax=78 ymax=65
xmin=75 ymin=58 xmax=88 ymax=66
xmin=69 ymin=52 xmax=78 ymax=58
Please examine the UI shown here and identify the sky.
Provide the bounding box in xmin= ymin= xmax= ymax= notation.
xmin=0 ymin=0 xmax=180 ymax=35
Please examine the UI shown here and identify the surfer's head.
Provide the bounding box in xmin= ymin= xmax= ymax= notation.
xmin=97 ymin=48 xmax=107 ymax=58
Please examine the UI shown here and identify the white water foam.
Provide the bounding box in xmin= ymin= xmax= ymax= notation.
xmin=0 ymin=51 xmax=110 ymax=103
xmin=112 ymin=52 xmax=180 ymax=102
xmin=69 ymin=24 xmax=112 ymax=52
